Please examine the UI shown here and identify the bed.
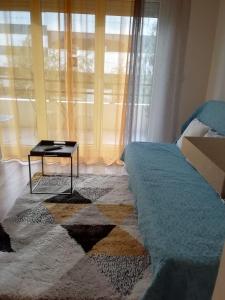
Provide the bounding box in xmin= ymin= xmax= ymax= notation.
xmin=122 ymin=100 xmax=225 ymax=300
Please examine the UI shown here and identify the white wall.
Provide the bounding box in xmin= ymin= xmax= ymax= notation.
xmin=207 ymin=0 xmax=225 ymax=100
xmin=177 ymin=0 xmax=220 ymax=134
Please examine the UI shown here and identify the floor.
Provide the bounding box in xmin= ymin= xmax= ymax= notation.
xmin=0 ymin=160 xmax=127 ymax=221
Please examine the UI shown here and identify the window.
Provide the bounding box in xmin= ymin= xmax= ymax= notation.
xmin=0 ymin=0 xmax=159 ymax=163
xmin=0 ymin=10 xmax=37 ymax=145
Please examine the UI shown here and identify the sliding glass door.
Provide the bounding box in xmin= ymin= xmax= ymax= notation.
xmin=0 ymin=0 xmax=135 ymax=163
xmin=0 ymin=0 xmax=160 ymax=163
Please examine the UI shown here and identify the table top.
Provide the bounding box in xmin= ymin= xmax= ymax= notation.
xmin=29 ymin=140 xmax=78 ymax=157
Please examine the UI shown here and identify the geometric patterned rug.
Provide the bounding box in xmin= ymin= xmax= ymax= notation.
xmin=0 ymin=174 xmax=151 ymax=300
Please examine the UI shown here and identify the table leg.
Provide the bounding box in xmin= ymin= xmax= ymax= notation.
xmin=77 ymin=145 xmax=79 ymax=177
xmin=70 ymin=156 xmax=73 ymax=194
xmin=28 ymin=155 xmax=32 ymax=194
xmin=41 ymin=156 xmax=44 ymax=175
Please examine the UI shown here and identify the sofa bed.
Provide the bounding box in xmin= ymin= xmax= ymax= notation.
xmin=122 ymin=100 xmax=225 ymax=300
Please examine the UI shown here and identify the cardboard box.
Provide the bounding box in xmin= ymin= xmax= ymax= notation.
xmin=181 ymin=137 xmax=225 ymax=198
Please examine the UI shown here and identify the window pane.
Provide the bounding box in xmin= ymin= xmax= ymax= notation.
xmin=0 ymin=11 xmax=30 ymax=25
xmin=72 ymin=14 xmax=95 ymax=33
xmin=139 ymin=17 xmax=158 ymax=104
xmin=72 ymin=13 xmax=95 ymax=144
xmin=104 ymin=52 xmax=128 ymax=74
xmin=105 ymin=16 xmax=130 ymax=35
xmin=102 ymin=14 xmax=132 ymax=145
xmin=42 ymin=11 xmax=95 ymax=143
xmin=0 ymin=11 xmax=37 ymax=146
xmin=133 ymin=16 xmax=159 ymax=141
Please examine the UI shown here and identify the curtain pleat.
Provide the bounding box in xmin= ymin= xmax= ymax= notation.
xmin=125 ymin=0 xmax=159 ymax=143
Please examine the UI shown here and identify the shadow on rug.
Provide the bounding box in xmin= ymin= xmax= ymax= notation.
xmin=0 ymin=174 xmax=151 ymax=300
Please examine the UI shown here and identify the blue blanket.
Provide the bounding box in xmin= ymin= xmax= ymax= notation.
xmin=122 ymin=142 xmax=225 ymax=300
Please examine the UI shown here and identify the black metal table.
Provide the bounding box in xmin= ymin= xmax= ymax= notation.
xmin=28 ymin=140 xmax=79 ymax=195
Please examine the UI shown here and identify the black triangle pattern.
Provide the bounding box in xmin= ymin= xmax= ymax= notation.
xmin=89 ymin=255 xmax=150 ymax=296
xmin=45 ymin=189 xmax=92 ymax=204
xmin=0 ymin=224 xmax=14 ymax=252
xmin=62 ymin=224 xmax=115 ymax=252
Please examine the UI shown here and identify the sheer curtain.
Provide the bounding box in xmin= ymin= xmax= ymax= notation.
xmin=0 ymin=0 xmax=134 ymax=164
xmin=125 ymin=0 xmax=159 ymax=143
xmin=0 ymin=5 xmax=35 ymax=159
xmin=125 ymin=0 xmax=190 ymax=144
xmin=148 ymin=0 xmax=191 ymax=143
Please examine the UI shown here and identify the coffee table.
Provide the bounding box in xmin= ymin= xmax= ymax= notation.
xmin=28 ymin=140 xmax=79 ymax=195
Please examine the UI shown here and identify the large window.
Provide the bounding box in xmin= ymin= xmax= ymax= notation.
xmin=0 ymin=0 xmax=159 ymax=163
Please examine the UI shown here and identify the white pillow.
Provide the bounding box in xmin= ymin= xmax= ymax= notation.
xmin=204 ymin=129 xmax=224 ymax=138
xmin=177 ymin=118 xmax=209 ymax=149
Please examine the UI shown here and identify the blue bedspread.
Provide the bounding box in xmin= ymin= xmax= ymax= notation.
xmin=122 ymin=142 xmax=225 ymax=300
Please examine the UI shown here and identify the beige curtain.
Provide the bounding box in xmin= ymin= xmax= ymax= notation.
xmin=0 ymin=0 xmax=134 ymax=164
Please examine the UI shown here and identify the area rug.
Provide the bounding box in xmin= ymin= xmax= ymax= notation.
xmin=0 ymin=174 xmax=151 ymax=300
